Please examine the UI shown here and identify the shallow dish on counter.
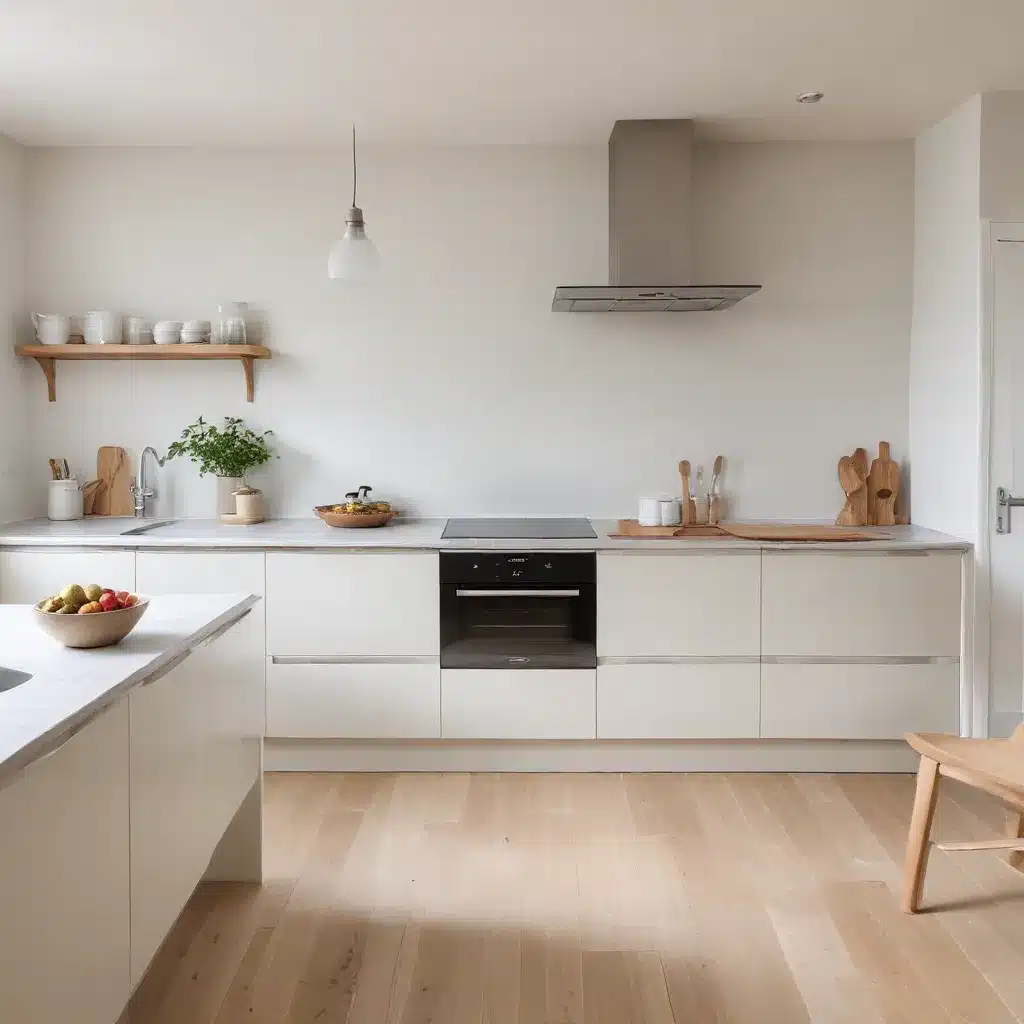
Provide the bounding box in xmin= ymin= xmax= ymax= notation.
xmin=33 ymin=596 xmax=150 ymax=648
xmin=314 ymin=506 xmax=398 ymax=529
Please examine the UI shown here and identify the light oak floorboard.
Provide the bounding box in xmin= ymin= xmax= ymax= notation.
xmin=129 ymin=772 xmax=1024 ymax=1023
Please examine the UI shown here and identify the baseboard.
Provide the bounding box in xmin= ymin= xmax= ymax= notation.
xmin=989 ymin=709 xmax=1024 ymax=738
xmin=264 ymin=739 xmax=919 ymax=773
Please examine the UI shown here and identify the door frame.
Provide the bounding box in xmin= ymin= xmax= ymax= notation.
xmin=980 ymin=220 xmax=1024 ymax=738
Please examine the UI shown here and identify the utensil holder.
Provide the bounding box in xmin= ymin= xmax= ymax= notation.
xmin=48 ymin=479 xmax=83 ymax=521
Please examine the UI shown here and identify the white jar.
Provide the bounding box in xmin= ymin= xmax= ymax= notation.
xmin=659 ymin=497 xmax=682 ymax=526
xmin=84 ymin=310 xmax=122 ymax=345
xmin=638 ymin=496 xmax=663 ymax=527
xmin=48 ymin=479 xmax=83 ymax=521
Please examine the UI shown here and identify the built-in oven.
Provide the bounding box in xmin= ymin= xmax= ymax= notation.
xmin=440 ymin=551 xmax=596 ymax=669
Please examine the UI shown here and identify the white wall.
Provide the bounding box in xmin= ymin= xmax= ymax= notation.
xmin=23 ymin=141 xmax=913 ymax=519
xmin=909 ymin=97 xmax=983 ymax=544
xmin=981 ymin=91 xmax=1024 ymax=222
xmin=0 ymin=135 xmax=30 ymax=524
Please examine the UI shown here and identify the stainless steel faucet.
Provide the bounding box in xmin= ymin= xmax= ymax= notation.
xmin=131 ymin=446 xmax=165 ymax=517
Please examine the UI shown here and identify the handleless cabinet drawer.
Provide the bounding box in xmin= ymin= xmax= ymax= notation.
xmin=597 ymin=553 xmax=760 ymax=657
xmin=760 ymin=662 xmax=960 ymax=739
xmin=761 ymin=552 xmax=962 ymax=657
xmin=441 ymin=669 xmax=596 ymax=739
xmin=597 ymin=663 xmax=759 ymax=739
xmin=266 ymin=552 xmax=439 ymax=656
xmin=266 ymin=661 xmax=440 ymax=739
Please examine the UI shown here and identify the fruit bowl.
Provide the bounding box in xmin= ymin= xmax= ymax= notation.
xmin=314 ymin=506 xmax=399 ymax=529
xmin=34 ymin=596 xmax=150 ymax=649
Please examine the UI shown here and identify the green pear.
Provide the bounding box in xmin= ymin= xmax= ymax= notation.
xmin=83 ymin=584 xmax=103 ymax=603
xmin=59 ymin=583 xmax=87 ymax=609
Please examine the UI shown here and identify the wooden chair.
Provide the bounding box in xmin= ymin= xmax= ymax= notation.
xmin=902 ymin=725 xmax=1024 ymax=913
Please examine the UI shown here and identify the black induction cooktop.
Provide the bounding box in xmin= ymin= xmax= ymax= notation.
xmin=442 ymin=517 xmax=597 ymax=539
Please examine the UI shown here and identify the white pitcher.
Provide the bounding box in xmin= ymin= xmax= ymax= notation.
xmin=31 ymin=312 xmax=70 ymax=346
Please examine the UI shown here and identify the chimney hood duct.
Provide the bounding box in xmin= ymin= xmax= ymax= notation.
xmin=552 ymin=119 xmax=760 ymax=312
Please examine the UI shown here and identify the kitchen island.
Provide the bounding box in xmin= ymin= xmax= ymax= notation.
xmin=0 ymin=518 xmax=973 ymax=775
xmin=0 ymin=594 xmax=263 ymax=1024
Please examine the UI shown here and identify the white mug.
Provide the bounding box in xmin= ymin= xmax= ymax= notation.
xmin=84 ymin=310 xmax=122 ymax=345
xmin=660 ymin=498 xmax=682 ymax=526
xmin=31 ymin=312 xmax=70 ymax=346
xmin=638 ymin=496 xmax=663 ymax=527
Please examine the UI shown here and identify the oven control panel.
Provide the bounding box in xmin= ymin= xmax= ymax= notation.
xmin=440 ymin=551 xmax=595 ymax=585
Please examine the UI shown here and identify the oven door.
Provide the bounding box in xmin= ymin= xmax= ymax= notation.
xmin=440 ymin=584 xmax=596 ymax=669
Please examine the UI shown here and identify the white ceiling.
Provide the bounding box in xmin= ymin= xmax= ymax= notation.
xmin=2 ymin=0 xmax=1023 ymax=146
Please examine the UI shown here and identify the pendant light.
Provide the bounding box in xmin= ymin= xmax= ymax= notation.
xmin=327 ymin=125 xmax=380 ymax=281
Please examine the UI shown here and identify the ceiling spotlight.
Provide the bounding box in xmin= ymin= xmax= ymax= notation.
xmin=797 ymin=91 xmax=824 ymax=104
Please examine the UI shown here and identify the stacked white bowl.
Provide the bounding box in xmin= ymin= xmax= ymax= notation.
xmin=152 ymin=320 xmax=183 ymax=345
xmin=181 ymin=319 xmax=211 ymax=344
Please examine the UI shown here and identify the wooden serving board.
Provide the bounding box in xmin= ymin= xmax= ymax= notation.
xmin=91 ymin=446 xmax=133 ymax=516
xmin=612 ymin=520 xmax=879 ymax=542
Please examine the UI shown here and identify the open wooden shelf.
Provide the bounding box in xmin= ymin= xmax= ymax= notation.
xmin=16 ymin=344 xmax=272 ymax=403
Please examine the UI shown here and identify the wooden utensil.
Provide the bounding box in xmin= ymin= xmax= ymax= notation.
xmin=709 ymin=454 xmax=724 ymax=524
xmin=92 ymin=447 xmax=133 ymax=516
xmin=678 ymin=460 xmax=695 ymax=525
xmin=867 ymin=441 xmax=899 ymax=527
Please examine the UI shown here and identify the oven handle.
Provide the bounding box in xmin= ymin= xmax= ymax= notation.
xmin=454 ymin=588 xmax=581 ymax=598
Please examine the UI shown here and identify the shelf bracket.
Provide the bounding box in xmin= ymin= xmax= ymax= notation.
xmin=33 ymin=357 xmax=56 ymax=402
xmin=240 ymin=356 xmax=255 ymax=402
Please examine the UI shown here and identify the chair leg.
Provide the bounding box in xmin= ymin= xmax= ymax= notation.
xmin=902 ymin=756 xmax=941 ymax=913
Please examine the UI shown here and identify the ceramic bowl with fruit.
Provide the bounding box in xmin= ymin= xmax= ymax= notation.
xmin=34 ymin=584 xmax=149 ymax=649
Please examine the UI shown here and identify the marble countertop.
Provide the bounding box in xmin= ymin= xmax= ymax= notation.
xmin=0 ymin=593 xmax=259 ymax=784
xmin=0 ymin=516 xmax=971 ymax=551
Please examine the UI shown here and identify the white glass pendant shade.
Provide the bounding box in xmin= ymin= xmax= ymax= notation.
xmin=327 ymin=207 xmax=380 ymax=281
xmin=329 ymin=125 xmax=380 ymax=282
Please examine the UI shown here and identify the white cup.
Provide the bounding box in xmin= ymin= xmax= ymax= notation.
xmin=31 ymin=313 xmax=70 ymax=346
xmin=638 ymin=496 xmax=663 ymax=527
xmin=660 ymin=498 xmax=682 ymax=526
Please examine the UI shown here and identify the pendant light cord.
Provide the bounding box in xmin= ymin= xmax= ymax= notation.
xmin=351 ymin=124 xmax=357 ymax=208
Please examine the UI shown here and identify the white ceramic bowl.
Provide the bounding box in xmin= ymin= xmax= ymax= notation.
xmin=153 ymin=332 xmax=180 ymax=345
xmin=180 ymin=330 xmax=210 ymax=344
xmin=182 ymin=319 xmax=211 ymax=332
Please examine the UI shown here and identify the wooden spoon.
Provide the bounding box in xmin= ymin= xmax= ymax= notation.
xmin=678 ymin=460 xmax=695 ymax=525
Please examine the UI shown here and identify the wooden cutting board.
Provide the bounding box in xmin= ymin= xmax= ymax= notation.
xmin=867 ymin=441 xmax=900 ymax=527
xmin=612 ymin=520 xmax=879 ymax=542
xmin=91 ymin=446 xmax=133 ymax=516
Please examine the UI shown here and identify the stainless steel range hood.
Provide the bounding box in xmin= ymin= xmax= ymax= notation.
xmin=552 ymin=119 xmax=760 ymax=312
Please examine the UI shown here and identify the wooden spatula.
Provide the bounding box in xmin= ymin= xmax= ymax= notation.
xmin=678 ymin=460 xmax=695 ymax=525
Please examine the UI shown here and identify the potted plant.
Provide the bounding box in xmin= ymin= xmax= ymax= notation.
xmin=166 ymin=416 xmax=274 ymax=515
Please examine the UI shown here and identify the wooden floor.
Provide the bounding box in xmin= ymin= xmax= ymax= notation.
xmin=124 ymin=772 xmax=1024 ymax=1023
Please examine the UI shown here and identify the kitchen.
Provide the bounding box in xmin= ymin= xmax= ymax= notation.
xmin=1 ymin=2 xmax=1024 ymax=1021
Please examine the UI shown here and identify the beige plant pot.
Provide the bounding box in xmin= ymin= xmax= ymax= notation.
xmin=216 ymin=476 xmax=245 ymax=516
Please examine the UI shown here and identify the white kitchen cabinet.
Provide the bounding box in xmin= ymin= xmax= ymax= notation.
xmin=136 ymin=551 xmax=266 ymax=741
xmin=441 ymin=669 xmax=596 ymax=739
xmin=267 ymin=660 xmax=440 ymax=738
xmin=266 ymin=551 xmax=439 ymax=656
xmin=760 ymin=662 xmax=961 ymax=739
xmin=761 ymin=551 xmax=962 ymax=657
xmin=597 ymin=552 xmax=760 ymax=656
xmin=597 ymin=662 xmax=759 ymax=739
xmin=0 ymin=549 xmax=135 ymax=603
xmin=0 ymin=701 xmax=130 ymax=1024
xmin=129 ymin=618 xmax=259 ymax=988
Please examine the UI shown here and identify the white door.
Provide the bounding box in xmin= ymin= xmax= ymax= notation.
xmin=989 ymin=226 xmax=1024 ymax=737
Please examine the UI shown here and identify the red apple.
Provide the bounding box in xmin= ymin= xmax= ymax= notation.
xmin=116 ymin=591 xmax=129 ymax=603
xmin=123 ymin=594 xmax=139 ymax=608
xmin=101 ymin=588 xmax=115 ymax=597
xmin=99 ymin=592 xmax=119 ymax=612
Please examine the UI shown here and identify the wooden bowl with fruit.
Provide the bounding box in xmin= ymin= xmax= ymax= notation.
xmin=34 ymin=584 xmax=149 ymax=649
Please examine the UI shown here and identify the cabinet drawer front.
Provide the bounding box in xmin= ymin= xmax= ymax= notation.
xmin=760 ymin=663 xmax=960 ymax=739
xmin=441 ymin=669 xmax=596 ymax=739
xmin=597 ymin=662 xmax=759 ymax=739
xmin=0 ymin=550 xmax=135 ymax=604
xmin=267 ymin=661 xmax=440 ymax=738
xmin=762 ymin=552 xmax=962 ymax=657
xmin=597 ymin=553 xmax=760 ymax=657
xmin=266 ymin=552 xmax=439 ymax=656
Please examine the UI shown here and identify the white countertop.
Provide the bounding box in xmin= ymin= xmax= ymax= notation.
xmin=0 ymin=593 xmax=259 ymax=784
xmin=0 ymin=517 xmax=970 ymax=551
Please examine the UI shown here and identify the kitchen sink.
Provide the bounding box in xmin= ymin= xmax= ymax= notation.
xmin=120 ymin=519 xmax=177 ymax=536
xmin=0 ymin=667 xmax=32 ymax=693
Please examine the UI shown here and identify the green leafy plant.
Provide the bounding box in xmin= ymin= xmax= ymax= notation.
xmin=165 ymin=416 xmax=274 ymax=478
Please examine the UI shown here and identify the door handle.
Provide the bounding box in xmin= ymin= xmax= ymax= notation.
xmin=996 ymin=487 xmax=1024 ymax=533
